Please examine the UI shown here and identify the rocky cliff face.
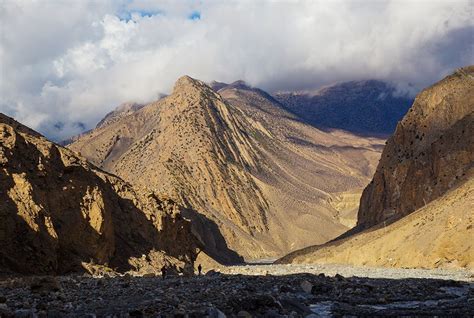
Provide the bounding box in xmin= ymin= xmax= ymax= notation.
xmin=358 ymin=67 xmax=474 ymax=229
xmin=0 ymin=113 xmax=199 ymax=275
xmin=69 ymin=76 xmax=385 ymax=260
xmin=274 ymin=80 xmax=413 ymax=135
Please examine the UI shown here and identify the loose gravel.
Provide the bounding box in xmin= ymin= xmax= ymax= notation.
xmin=0 ymin=264 xmax=472 ymax=317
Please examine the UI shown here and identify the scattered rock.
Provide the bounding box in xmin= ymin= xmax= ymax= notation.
xmin=0 ymin=266 xmax=472 ymax=316
xmin=206 ymin=270 xmax=221 ymax=277
xmin=207 ymin=307 xmax=226 ymax=318
xmin=300 ymin=280 xmax=313 ymax=293
xmin=279 ymin=297 xmax=312 ymax=315
xmin=13 ymin=309 xmax=35 ymax=318
xmin=237 ymin=310 xmax=252 ymax=317
xmin=30 ymin=277 xmax=60 ymax=293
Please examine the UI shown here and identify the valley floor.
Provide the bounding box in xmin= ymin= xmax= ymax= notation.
xmin=220 ymin=263 xmax=474 ymax=282
xmin=0 ymin=264 xmax=472 ymax=317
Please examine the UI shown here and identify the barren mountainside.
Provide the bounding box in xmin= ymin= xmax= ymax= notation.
xmin=0 ymin=113 xmax=199 ymax=275
xmin=69 ymin=76 xmax=385 ymax=260
xmin=358 ymin=66 xmax=474 ymax=229
xmin=278 ymin=66 xmax=474 ymax=269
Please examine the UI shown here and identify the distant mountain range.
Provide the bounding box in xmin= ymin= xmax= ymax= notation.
xmin=274 ymin=80 xmax=413 ymax=135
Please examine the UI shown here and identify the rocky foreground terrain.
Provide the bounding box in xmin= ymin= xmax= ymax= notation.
xmin=0 ymin=265 xmax=472 ymax=317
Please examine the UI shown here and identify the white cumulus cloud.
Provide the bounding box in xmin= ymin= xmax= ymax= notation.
xmin=0 ymin=0 xmax=472 ymax=140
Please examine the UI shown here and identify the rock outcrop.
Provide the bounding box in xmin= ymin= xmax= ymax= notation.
xmin=0 ymin=113 xmax=199 ymax=275
xmin=69 ymin=76 xmax=385 ymax=260
xmin=358 ymin=66 xmax=474 ymax=229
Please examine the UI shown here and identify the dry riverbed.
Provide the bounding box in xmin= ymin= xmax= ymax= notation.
xmin=0 ymin=264 xmax=472 ymax=317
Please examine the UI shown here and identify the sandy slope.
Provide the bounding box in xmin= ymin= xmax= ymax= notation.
xmin=278 ymin=177 xmax=473 ymax=269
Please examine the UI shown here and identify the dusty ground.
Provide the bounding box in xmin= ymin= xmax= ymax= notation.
xmin=0 ymin=264 xmax=472 ymax=317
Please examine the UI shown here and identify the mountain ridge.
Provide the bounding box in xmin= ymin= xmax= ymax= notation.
xmin=69 ymin=76 xmax=385 ymax=260
xmin=274 ymin=79 xmax=413 ymax=135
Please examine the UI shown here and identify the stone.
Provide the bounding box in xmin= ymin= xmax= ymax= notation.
xmin=30 ymin=277 xmax=61 ymax=293
xmin=206 ymin=270 xmax=221 ymax=277
xmin=142 ymin=273 xmax=155 ymax=278
xmin=0 ymin=304 xmax=12 ymax=317
xmin=237 ymin=310 xmax=252 ymax=318
xmin=128 ymin=309 xmax=144 ymax=317
xmin=13 ymin=309 xmax=35 ymax=318
xmin=207 ymin=307 xmax=227 ymax=318
xmin=279 ymin=298 xmax=312 ymax=315
xmin=311 ymin=283 xmax=332 ymax=294
xmin=300 ymin=280 xmax=313 ymax=293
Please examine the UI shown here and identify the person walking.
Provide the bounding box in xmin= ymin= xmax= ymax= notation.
xmin=161 ymin=265 xmax=167 ymax=280
xmin=197 ymin=264 xmax=202 ymax=276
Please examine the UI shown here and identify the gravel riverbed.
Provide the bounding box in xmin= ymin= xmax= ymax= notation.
xmin=220 ymin=263 xmax=474 ymax=281
xmin=0 ymin=264 xmax=472 ymax=317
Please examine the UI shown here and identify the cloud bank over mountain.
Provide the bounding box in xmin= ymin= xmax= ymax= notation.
xmin=1 ymin=0 xmax=472 ymax=140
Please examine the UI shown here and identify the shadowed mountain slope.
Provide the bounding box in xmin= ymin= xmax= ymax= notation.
xmin=0 ymin=113 xmax=199 ymax=275
xmin=274 ymin=80 xmax=413 ymax=135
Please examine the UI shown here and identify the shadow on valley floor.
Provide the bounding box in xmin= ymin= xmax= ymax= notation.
xmin=181 ymin=208 xmax=245 ymax=265
xmin=0 ymin=272 xmax=471 ymax=316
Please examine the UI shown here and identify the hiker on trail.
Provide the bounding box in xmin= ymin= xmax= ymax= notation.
xmin=161 ymin=265 xmax=167 ymax=279
xmin=198 ymin=264 xmax=202 ymax=275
